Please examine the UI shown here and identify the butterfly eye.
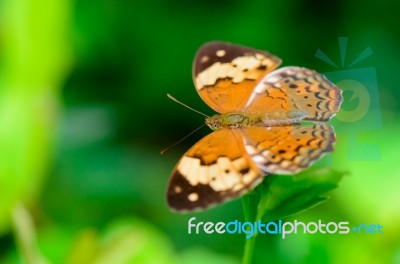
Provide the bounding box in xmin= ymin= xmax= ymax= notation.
xmin=210 ymin=122 xmax=219 ymax=130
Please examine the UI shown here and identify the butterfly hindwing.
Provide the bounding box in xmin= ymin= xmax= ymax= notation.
xmin=243 ymin=124 xmax=335 ymax=174
xmin=244 ymin=67 xmax=343 ymax=121
xmin=167 ymin=129 xmax=263 ymax=211
xmin=193 ymin=42 xmax=281 ymax=114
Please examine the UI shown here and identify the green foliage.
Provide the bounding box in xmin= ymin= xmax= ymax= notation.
xmin=1 ymin=0 xmax=400 ymax=263
xmin=9 ymin=204 xmax=238 ymax=264
xmin=0 ymin=0 xmax=71 ymax=234
xmin=64 ymin=218 xmax=177 ymax=264
xmin=242 ymin=167 xmax=345 ymax=264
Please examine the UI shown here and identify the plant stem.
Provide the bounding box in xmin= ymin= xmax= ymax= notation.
xmin=241 ymin=189 xmax=260 ymax=264
xmin=242 ymin=233 xmax=257 ymax=264
xmin=241 ymin=176 xmax=277 ymax=264
xmin=12 ymin=204 xmax=48 ymax=264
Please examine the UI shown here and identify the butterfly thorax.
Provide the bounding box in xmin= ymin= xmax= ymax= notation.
xmin=205 ymin=110 xmax=306 ymax=130
xmin=206 ymin=114 xmax=250 ymax=130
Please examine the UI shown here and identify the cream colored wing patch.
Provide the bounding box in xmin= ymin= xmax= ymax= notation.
xmin=167 ymin=128 xmax=263 ymax=211
xmin=195 ymin=54 xmax=272 ymax=89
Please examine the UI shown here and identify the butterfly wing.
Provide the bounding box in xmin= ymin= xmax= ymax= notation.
xmin=243 ymin=124 xmax=335 ymax=174
xmin=244 ymin=67 xmax=343 ymax=121
xmin=167 ymin=128 xmax=263 ymax=211
xmin=193 ymin=41 xmax=281 ymax=114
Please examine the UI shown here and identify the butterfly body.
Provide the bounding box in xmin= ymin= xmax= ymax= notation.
xmin=167 ymin=41 xmax=343 ymax=212
xmin=205 ymin=110 xmax=307 ymax=130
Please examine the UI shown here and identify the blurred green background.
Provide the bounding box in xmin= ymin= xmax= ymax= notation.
xmin=0 ymin=0 xmax=399 ymax=263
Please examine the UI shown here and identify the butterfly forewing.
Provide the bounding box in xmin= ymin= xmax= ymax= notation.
xmin=244 ymin=66 xmax=343 ymax=121
xmin=167 ymin=128 xmax=263 ymax=211
xmin=193 ymin=42 xmax=281 ymax=114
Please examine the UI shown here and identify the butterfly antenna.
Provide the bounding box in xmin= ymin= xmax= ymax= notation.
xmin=160 ymin=124 xmax=206 ymax=155
xmin=167 ymin=94 xmax=209 ymax=117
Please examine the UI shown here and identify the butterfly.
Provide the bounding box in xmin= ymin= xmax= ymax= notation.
xmin=166 ymin=41 xmax=343 ymax=212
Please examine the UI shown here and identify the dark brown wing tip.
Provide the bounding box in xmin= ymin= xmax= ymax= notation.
xmin=166 ymin=169 xmax=264 ymax=213
xmin=166 ymin=170 xmax=224 ymax=212
xmin=192 ymin=41 xmax=281 ymax=77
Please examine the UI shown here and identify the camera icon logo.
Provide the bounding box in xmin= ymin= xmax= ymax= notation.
xmin=316 ymin=37 xmax=381 ymax=161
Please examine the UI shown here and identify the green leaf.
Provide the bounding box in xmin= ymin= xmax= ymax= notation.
xmin=64 ymin=218 xmax=178 ymax=264
xmin=256 ymin=167 xmax=345 ymax=222
xmin=241 ymin=167 xmax=345 ymax=264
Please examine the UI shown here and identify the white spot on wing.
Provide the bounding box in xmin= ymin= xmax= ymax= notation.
xmin=216 ymin=50 xmax=226 ymax=57
xmin=188 ymin=193 xmax=199 ymax=202
xmin=174 ymin=186 xmax=182 ymax=193
xmin=201 ymin=55 xmax=209 ymax=63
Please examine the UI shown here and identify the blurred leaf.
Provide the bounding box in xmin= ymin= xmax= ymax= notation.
xmin=257 ymin=167 xmax=345 ymax=222
xmin=12 ymin=204 xmax=49 ymax=264
xmin=64 ymin=218 xmax=177 ymax=264
xmin=64 ymin=229 xmax=98 ymax=264
xmin=0 ymin=0 xmax=71 ymax=234
xmin=178 ymin=248 xmax=239 ymax=264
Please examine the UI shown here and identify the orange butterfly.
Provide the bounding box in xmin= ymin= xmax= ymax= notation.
xmin=167 ymin=42 xmax=342 ymax=212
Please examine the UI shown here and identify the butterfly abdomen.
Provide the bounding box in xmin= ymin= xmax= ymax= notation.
xmin=256 ymin=110 xmax=306 ymax=126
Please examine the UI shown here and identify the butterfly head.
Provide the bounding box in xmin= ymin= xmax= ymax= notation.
xmin=205 ymin=115 xmax=221 ymax=130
